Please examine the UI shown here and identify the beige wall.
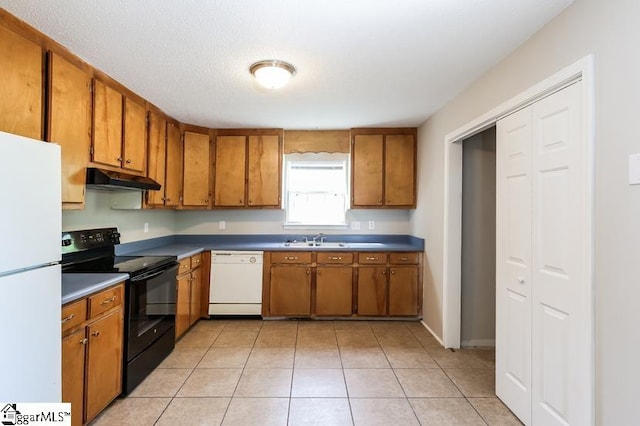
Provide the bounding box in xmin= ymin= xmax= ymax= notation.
xmin=413 ymin=0 xmax=640 ymax=421
xmin=62 ymin=190 xmax=176 ymax=243
xmin=63 ymin=191 xmax=412 ymax=241
xmin=461 ymin=128 xmax=496 ymax=346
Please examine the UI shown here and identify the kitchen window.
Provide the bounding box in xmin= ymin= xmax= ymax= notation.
xmin=283 ymin=153 xmax=349 ymax=227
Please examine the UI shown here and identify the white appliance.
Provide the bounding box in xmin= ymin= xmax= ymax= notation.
xmin=209 ymin=251 xmax=263 ymax=315
xmin=0 ymin=131 xmax=62 ymax=402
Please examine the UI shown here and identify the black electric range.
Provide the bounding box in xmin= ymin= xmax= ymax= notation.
xmin=61 ymin=227 xmax=179 ymax=395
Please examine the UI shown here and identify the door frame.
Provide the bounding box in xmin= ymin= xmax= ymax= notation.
xmin=441 ymin=54 xmax=595 ymax=418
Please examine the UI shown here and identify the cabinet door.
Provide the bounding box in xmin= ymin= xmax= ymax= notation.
xmin=48 ymin=53 xmax=92 ymax=206
xmin=85 ymin=310 xmax=123 ymax=423
xmin=189 ymin=267 xmax=201 ymax=326
xmin=0 ymin=25 xmax=43 ymax=139
xmin=176 ymin=274 xmax=191 ymax=339
xmin=269 ymin=266 xmax=311 ymax=316
xmin=247 ymin=134 xmax=280 ymax=207
xmin=62 ymin=328 xmax=86 ymax=426
xmin=164 ymin=123 xmax=182 ymax=207
xmin=146 ymin=111 xmax=167 ymax=206
xmin=315 ymin=267 xmax=353 ymax=316
xmin=357 ymin=266 xmax=387 ymax=316
xmin=182 ymin=131 xmax=210 ymax=207
xmin=215 ymin=135 xmax=247 ymax=206
xmin=352 ymin=134 xmax=384 ymax=206
xmin=385 ymin=134 xmax=416 ymax=206
xmin=122 ymin=97 xmax=146 ymax=172
xmin=388 ymin=266 xmax=419 ymax=316
xmin=92 ymin=80 xmax=123 ymax=168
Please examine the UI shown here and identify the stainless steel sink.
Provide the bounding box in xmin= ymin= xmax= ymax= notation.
xmin=283 ymin=241 xmax=347 ymax=248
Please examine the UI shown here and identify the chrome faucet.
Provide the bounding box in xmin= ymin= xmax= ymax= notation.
xmin=312 ymin=233 xmax=326 ymax=245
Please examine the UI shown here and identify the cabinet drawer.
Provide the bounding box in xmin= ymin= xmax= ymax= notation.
xmin=178 ymin=257 xmax=192 ymax=273
xmin=271 ymin=252 xmax=312 ymax=264
xmin=190 ymin=253 xmax=202 ymax=268
xmin=389 ymin=252 xmax=419 ymax=264
xmin=61 ymin=300 xmax=87 ymax=333
xmin=317 ymin=252 xmax=353 ymax=264
xmin=358 ymin=253 xmax=387 ymax=265
xmin=88 ymin=284 xmax=123 ymax=318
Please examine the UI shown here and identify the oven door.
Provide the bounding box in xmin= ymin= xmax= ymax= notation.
xmin=126 ymin=263 xmax=178 ymax=361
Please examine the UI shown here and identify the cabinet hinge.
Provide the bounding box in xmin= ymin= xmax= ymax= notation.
xmin=89 ymin=145 xmax=94 ymax=155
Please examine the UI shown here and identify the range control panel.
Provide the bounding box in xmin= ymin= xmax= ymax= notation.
xmin=61 ymin=227 xmax=121 ymax=254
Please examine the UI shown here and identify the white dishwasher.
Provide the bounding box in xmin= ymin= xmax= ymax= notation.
xmin=209 ymin=251 xmax=264 ymax=315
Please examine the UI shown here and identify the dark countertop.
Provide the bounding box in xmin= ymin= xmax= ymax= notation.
xmin=118 ymin=234 xmax=424 ymax=258
xmin=62 ymin=273 xmax=129 ymax=305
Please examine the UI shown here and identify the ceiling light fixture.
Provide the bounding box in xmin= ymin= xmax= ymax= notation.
xmin=250 ymin=60 xmax=296 ymax=89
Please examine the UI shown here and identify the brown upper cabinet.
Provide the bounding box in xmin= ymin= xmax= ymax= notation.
xmin=351 ymin=128 xmax=417 ymax=208
xmin=182 ymin=130 xmax=211 ymax=208
xmin=48 ymin=52 xmax=92 ymax=209
xmin=214 ymin=131 xmax=282 ymax=208
xmin=0 ymin=24 xmax=43 ymax=140
xmin=92 ymin=84 xmax=146 ymax=174
xmin=164 ymin=123 xmax=182 ymax=207
xmin=145 ymin=110 xmax=167 ymax=207
xmin=92 ymin=79 xmax=123 ymax=168
xmin=122 ymin=97 xmax=147 ymax=173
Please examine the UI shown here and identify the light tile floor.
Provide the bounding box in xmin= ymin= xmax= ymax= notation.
xmin=91 ymin=319 xmax=522 ymax=425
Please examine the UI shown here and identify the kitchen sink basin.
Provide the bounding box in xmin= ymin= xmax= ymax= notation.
xmin=283 ymin=241 xmax=347 ymax=248
xmin=345 ymin=242 xmax=385 ymax=247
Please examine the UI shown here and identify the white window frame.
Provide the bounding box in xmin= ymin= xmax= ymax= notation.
xmin=282 ymin=152 xmax=350 ymax=229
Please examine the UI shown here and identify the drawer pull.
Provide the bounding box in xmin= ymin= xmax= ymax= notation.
xmin=400 ymin=257 xmax=409 ymax=261
xmin=61 ymin=313 xmax=75 ymax=324
xmin=365 ymin=257 xmax=379 ymax=261
xmin=329 ymin=256 xmax=342 ymax=260
xmin=391 ymin=270 xmax=396 ymax=275
xmin=91 ymin=331 xmax=101 ymax=337
xmin=100 ymin=296 xmax=116 ymax=305
xmin=80 ymin=338 xmax=88 ymax=345
xmin=194 ymin=259 xmax=200 ymax=264
xmin=285 ymin=256 xmax=298 ymax=260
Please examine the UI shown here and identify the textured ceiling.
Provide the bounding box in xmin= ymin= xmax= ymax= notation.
xmin=0 ymin=0 xmax=573 ymax=129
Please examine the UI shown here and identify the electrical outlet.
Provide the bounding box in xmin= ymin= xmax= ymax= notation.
xmin=219 ymin=220 xmax=226 ymax=230
xmin=368 ymin=220 xmax=375 ymax=230
xmin=143 ymin=222 xmax=149 ymax=233
xmin=351 ymin=221 xmax=361 ymax=230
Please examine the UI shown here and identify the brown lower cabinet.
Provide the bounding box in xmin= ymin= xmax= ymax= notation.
xmin=263 ymin=251 xmax=422 ymax=318
xmin=61 ymin=283 xmax=124 ymax=426
xmin=176 ymin=252 xmax=203 ymax=340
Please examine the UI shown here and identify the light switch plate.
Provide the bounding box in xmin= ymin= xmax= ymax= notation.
xmin=219 ymin=220 xmax=226 ymax=230
xmin=368 ymin=220 xmax=375 ymax=230
xmin=630 ymin=153 xmax=640 ymax=185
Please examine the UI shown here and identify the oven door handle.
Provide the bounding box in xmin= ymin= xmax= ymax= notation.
xmin=130 ymin=265 xmax=177 ymax=282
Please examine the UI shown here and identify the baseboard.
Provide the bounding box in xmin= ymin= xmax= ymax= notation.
xmin=461 ymin=338 xmax=495 ymax=348
xmin=419 ymin=320 xmax=445 ymax=346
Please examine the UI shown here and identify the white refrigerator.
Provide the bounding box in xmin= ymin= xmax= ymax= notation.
xmin=0 ymin=131 xmax=62 ymax=402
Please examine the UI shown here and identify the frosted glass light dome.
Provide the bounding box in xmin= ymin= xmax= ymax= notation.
xmin=250 ymin=60 xmax=296 ymax=89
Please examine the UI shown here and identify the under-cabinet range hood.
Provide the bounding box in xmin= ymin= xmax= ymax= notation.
xmin=86 ymin=167 xmax=161 ymax=191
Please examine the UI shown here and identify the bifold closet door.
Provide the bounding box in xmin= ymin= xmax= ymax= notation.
xmin=497 ymin=81 xmax=589 ymax=425
xmin=496 ymin=104 xmax=533 ymax=424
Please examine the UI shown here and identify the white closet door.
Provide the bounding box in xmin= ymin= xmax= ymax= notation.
xmin=496 ymin=106 xmax=533 ymax=424
xmin=531 ymin=81 xmax=588 ymax=425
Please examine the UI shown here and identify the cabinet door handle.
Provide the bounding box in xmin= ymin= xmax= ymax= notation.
xmin=100 ymin=296 xmax=116 ymax=305
xmin=329 ymin=256 xmax=342 ymax=260
xmin=117 ymin=157 xmax=123 ymax=163
xmin=391 ymin=270 xmax=396 ymax=275
xmin=248 ymin=200 xmax=253 ymax=204
xmin=317 ymin=270 xmax=321 ymax=276
xmin=382 ymin=270 xmax=386 ymax=275
xmin=285 ymin=256 xmax=298 ymax=260
xmin=91 ymin=331 xmax=101 ymax=337
xmin=61 ymin=313 xmax=75 ymax=324
xmin=125 ymin=159 xmax=132 ymax=164
xmin=239 ymin=199 xmax=244 ymax=204
xmin=306 ymin=269 xmax=310 ymax=275
xmin=80 ymin=338 xmax=88 ymax=345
